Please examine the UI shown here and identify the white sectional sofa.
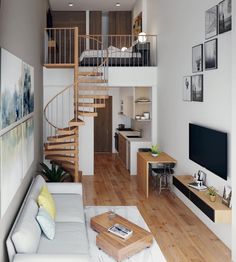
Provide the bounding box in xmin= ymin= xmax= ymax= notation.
xmin=6 ymin=175 xmax=91 ymax=262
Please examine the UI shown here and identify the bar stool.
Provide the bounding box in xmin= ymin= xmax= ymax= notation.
xmin=150 ymin=163 xmax=175 ymax=194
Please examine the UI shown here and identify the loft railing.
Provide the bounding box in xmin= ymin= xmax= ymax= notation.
xmin=44 ymin=29 xmax=157 ymax=67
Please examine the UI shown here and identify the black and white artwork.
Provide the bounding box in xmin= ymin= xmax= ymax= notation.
xmin=192 ymin=44 xmax=203 ymax=73
xmin=219 ymin=0 xmax=232 ymax=34
xmin=192 ymin=75 xmax=203 ymax=102
xmin=222 ymin=185 xmax=232 ymax=208
xmin=183 ymin=76 xmax=192 ymax=101
xmin=204 ymin=39 xmax=218 ymax=70
xmin=205 ymin=5 xmax=218 ymax=39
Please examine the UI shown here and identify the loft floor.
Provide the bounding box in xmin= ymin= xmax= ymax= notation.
xmin=82 ymin=153 xmax=231 ymax=262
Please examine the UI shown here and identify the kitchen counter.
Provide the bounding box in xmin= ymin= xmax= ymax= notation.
xmin=118 ymin=131 xmax=152 ymax=175
xmin=119 ymin=131 xmax=151 ymax=143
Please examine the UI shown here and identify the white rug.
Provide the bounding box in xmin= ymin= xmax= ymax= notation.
xmin=85 ymin=206 xmax=166 ymax=262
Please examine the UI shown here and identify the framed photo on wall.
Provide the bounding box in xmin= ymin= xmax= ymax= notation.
xmin=192 ymin=74 xmax=203 ymax=102
xmin=183 ymin=76 xmax=192 ymax=101
xmin=192 ymin=44 xmax=203 ymax=73
xmin=218 ymin=0 xmax=232 ymax=34
xmin=205 ymin=5 xmax=218 ymax=39
xmin=204 ymin=39 xmax=218 ymax=70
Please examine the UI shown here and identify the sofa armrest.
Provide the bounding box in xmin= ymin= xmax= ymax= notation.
xmin=13 ymin=254 xmax=90 ymax=262
xmin=46 ymin=182 xmax=83 ymax=195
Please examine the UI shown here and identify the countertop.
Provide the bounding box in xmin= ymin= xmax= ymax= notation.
xmin=119 ymin=131 xmax=151 ymax=143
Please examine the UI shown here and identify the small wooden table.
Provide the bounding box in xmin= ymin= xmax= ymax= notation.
xmin=90 ymin=212 xmax=153 ymax=261
xmin=137 ymin=152 xmax=177 ymax=198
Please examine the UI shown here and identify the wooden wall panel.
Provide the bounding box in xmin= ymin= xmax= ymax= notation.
xmin=108 ymin=11 xmax=132 ymax=35
xmin=52 ymin=11 xmax=86 ymax=33
xmin=89 ymin=11 xmax=102 ymax=49
xmin=90 ymin=11 xmax=102 ymax=35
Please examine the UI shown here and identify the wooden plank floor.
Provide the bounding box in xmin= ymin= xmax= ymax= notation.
xmin=82 ymin=153 xmax=231 ymax=262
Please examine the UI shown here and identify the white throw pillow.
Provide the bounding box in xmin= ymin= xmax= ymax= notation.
xmin=36 ymin=207 xmax=55 ymax=240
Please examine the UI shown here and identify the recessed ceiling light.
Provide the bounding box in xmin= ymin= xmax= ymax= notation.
xmin=68 ymin=3 xmax=74 ymax=7
xmin=116 ymin=3 xmax=121 ymax=7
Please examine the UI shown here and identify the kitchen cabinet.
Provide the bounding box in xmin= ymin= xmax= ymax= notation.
xmin=118 ymin=134 xmax=127 ymax=166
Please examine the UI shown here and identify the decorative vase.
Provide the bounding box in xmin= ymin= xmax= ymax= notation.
xmin=151 ymin=153 xmax=158 ymax=157
xmin=209 ymin=195 xmax=216 ymax=202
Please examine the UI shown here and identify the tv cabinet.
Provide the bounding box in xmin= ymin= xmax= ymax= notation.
xmin=173 ymin=175 xmax=231 ymax=224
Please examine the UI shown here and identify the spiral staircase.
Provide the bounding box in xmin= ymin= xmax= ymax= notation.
xmin=44 ymin=28 xmax=109 ymax=182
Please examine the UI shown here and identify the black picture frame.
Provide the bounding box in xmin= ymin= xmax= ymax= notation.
xmin=191 ymin=74 xmax=203 ymax=102
xmin=183 ymin=76 xmax=192 ymax=102
xmin=204 ymin=38 xmax=218 ymax=70
xmin=192 ymin=44 xmax=203 ymax=73
xmin=218 ymin=0 xmax=232 ymax=34
xmin=205 ymin=5 xmax=218 ymax=39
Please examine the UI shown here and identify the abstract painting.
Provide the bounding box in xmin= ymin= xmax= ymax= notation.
xmin=0 ymin=125 xmax=23 ymax=217
xmin=219 ymin=0 xmax=232 ymax=34
xmin=23 ymin=63 xmax=34 ymax=116
xmin=22 ymin=118 xmax=34 ymax=177
xmin=183 ymin=76 xmax=192 ymax=101
xmin=192 ymin=75 xmax=203 ymax=102
xmin=0 ymin=48 xmax=23 ymax=129
xmin=205 ymin=5 xmax=218 ymax=39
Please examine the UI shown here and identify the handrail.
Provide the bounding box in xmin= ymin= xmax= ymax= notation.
xmin=44 ymin=32 xmax=109 ymax=133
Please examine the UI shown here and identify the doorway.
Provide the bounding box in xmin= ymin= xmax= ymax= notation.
xmin=94 ymin=96 xmax=112 ymax=152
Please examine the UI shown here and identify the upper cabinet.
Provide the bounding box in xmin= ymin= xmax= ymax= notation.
xmin=120 ymin=87 xmax=134 ymax=119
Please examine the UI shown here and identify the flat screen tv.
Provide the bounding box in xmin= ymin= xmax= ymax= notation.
xmin=189 ymin=123 xmax=228 ymax=180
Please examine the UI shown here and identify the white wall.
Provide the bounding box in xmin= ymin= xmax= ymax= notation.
xmin=0 ymin=0 xmax=47 ymax=261
xmin=232 ymin=2 xmax=236 ymax=261
xmin=156 ymin=0 xmax=232 ymax=248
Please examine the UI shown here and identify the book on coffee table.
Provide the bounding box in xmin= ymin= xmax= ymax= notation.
xmin=108 ymin=223 xmax=133 ymax=239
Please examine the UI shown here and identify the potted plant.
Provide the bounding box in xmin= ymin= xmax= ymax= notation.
xmin=207 ymin=186 xmax=217 ymax=202
xmin=151 ymin=144 xmax=160 ymax=157
xmin=40 ymin=163 xmax=73 ymax=182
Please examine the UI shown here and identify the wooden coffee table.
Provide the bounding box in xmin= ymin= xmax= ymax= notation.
xmin=90 ymin=211 xmax=153 ymax=261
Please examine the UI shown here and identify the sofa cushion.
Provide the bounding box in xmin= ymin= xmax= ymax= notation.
xmin=53 ymin=194 xmax=85 ymax=223
xmin=36 ymin=207 xmax=55 ymax=240
xmin=38 ymin=185 xmax=56 ymax=219
xmin=12 ymin=199 xmax=41 ymax=253
xmin=37 ymin=222 xmax=89 ymax=255
xmin=29 ymin=175 xmax=46 ymax=201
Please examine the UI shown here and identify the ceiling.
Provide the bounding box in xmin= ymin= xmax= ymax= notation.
xmin=49 ymin=0 xmax=137 ymax=11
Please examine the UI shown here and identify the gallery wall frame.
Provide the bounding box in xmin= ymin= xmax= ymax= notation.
xmin=192 ymin=74 xmax=204 ymax=102
xmin=218 ymin=0 xmax=232 ymax=34
xmin=204 ymin=38 xmax=218 ymax=70
xmin=183 ymin=76 xmax=192 ymax=101
xmin=205 ymin=5 xmax=218 ymax=39
xmin=192 ymin=44 xmax=203 ymax=73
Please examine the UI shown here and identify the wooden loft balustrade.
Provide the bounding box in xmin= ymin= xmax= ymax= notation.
xmin=43 ymin=27 xmax=110 ymax=182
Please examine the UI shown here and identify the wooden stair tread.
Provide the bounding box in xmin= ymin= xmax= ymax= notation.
xmin=78 ymin=95 xmax=109 ymax=99
xmin=45 ymin=142 xmax=76 ymax=150
xmin=79 ymin=103 xmax=105 ymax=108
xmin=69 ymin=118 xmax=85 ymax=127
xmin=47 ymin=134 xmax=75 ymax=142
xmin=78 ymin=111 xmax=98 ymax=117
xmin=78 ymin=72 xmax=103 ymax=76
xmin=45 ymin=155 xmax=77 ymax=162
xmin=57 ymin=127 xmax=76 ymax=135
xmin=44 ymin=149 xmax=77 ymax=155
xmin=79 ymin=79 xmax=108 ymax=84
